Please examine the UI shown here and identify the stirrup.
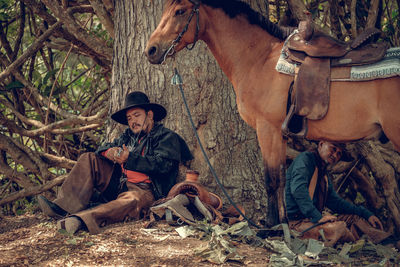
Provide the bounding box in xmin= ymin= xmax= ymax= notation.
xmin=150 ymin=194 xmax=196 ymax=225
xmin=281 ymin=104 xmax=308 ymax=138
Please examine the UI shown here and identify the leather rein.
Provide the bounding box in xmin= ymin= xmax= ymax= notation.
xmin=161 ymin=0 xmax=200 ymax=64
xmin=167 ymin=1 xmax=261 ymax=229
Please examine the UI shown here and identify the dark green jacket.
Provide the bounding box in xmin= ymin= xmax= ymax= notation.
xmin=96 ymin=123 xmax=193 ymax=199
xmin=285 ymin=151 xmax=373 ymax=223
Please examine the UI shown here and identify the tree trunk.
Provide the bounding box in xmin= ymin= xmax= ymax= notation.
xmin=111 ymin=0 xmax=267 ymax=221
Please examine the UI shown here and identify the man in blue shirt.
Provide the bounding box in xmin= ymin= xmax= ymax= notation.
xmin=285 ymin=141 xmax=391 ymax=247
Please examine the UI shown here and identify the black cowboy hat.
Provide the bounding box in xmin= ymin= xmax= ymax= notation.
xmin=111 ymin=91 xmax=167 ymax=125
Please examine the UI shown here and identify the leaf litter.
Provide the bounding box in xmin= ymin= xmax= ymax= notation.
xmin=1 ymin=213 xmax=399 ymax=266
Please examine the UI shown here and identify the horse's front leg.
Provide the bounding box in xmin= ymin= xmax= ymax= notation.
xmin=256 ymin=122 xmax=287 ymax=227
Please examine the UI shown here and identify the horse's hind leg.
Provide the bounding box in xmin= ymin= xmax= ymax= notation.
xmin=256 ymin=122 xmax=287 ymax=227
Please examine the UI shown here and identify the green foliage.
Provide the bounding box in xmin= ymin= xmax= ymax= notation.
xmin=0 ymin=0 xmax=14 ymax=21
xmin=5 ymin=80 xmax=24 ymax=90
xmin=354 ymin=192 xmax=366 ymax=205
xmin=42 ymin=69 xmax=59 ymax=88
xmin=7 ymin=198 xmax=32 ymax=215
xmin=381 ymin=5 xmax=399 ymax=45
xmin=0 ymin=0 xmax=111 ymax=213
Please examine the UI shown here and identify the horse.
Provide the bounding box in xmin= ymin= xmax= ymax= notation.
xmin=145 ymin=0 xmax=400 ymax=226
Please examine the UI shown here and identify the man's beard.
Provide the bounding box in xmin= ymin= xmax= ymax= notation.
xmin=131 ymin=123 xmax=149 ymax=135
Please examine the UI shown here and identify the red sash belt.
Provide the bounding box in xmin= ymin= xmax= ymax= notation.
xmin=101 ymin=149 xmax=150 ymax=184
xmin=123 ymin=168 xmax=151 ymax=184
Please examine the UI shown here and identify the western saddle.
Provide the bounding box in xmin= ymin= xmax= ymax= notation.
xmin=281 ymin=15 xmax=388 ymax=137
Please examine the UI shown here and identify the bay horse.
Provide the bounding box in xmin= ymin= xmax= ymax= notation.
xmin=145 ymin=0 xmax=400 ymax=226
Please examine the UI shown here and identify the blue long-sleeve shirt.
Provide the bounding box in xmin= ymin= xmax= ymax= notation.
xmin=285 ymin=151 xmax=373 ymax=223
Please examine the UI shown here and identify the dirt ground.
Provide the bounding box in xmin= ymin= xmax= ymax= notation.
xmin=0 ymin=212 xmax=269 ymax=267
xmin=1 ymin=211 xmax=399 ymax=266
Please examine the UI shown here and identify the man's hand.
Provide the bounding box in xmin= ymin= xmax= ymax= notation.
xmin=113 ymin=144 xmax=129 ymax=164
xmin=106 ymin=147 xmax=120 ymax=161
xmin=368 ymin=215 xmax=383 ymax=230
xmin=318 ymin=214 xmax=337 ymax=223
xmin=106 ymin=146 xmax=129 ymax=164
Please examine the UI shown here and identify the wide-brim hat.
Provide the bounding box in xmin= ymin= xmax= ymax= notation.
xmin=111 ymin=91 xmax=167 ymax=125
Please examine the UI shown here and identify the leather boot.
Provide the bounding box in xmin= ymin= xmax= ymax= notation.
xmin=320 ymin=221 xmax=348 ymax=247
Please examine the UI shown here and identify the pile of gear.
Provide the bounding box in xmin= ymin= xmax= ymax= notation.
xmin=148 ymin=170 xmax=244 ymax=226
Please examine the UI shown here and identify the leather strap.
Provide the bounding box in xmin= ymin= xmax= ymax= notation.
xmin=308 ymin=167 xmax=318 ymax=200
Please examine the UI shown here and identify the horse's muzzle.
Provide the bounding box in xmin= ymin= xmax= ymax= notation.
xmin=145 ymin=43 xmax=165 ymax=64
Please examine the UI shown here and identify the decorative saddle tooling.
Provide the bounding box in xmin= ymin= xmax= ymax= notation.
xmin=281 ymin=14 xmax=390 ymax=137
xmin=148 ymin=170 xmax=245 ymax=226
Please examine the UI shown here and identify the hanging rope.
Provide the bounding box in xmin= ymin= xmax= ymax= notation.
xmin=171 ymin=67 xmax=261 ymax=229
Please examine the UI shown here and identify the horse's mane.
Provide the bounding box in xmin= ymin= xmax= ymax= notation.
xmin=200 ymin=0 xmax=295 ymax=40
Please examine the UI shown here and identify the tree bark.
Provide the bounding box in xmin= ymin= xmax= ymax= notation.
xmin=286 ymin=0 xmax=308 ymax=21
xmin=366 ymin=0 xmax=380 ymax=28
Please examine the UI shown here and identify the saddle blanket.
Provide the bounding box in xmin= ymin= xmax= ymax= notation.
xmin=276 ymin=46 xmax=400 ymax=81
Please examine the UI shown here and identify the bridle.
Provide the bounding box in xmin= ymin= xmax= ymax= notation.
xmin=161 ymin=0 xmax=200 ymax=64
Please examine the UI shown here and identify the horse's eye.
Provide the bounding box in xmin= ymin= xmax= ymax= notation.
xmin=175 ymin=9 xmax=185 ymax=16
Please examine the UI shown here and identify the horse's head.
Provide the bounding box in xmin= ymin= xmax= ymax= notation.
xmin=145 ymin=0 xmax=202 ymax=64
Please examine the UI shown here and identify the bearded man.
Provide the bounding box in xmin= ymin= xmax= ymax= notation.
xmin=38 ymin=91 xmax=193 ymax=234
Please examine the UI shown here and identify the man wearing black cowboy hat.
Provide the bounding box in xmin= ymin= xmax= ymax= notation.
xmin=37 ymin=91 xmax=193 ymax=234
xmin=285 ymin=141 xmax=392 ymax=247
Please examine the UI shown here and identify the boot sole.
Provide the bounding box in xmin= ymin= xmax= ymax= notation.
xmin=37 ymin=196 xmax=62 ymax=219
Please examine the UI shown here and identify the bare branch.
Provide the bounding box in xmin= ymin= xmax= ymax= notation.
xmin=89 ymin=0 xmax=114 ymax=38
xmin=0 ymin=175 xmax=66 ymax=206
xmin=0 ymin=133 xmax=41 ymax=175
xmin=286 ymin=0 xmax=308 ymax=21
xmin=366 ymin=0 xmax=380 ymax=28
xmin=350 ymin=0 xmax=357 ymax=37
xmin=38 ymin=152 xmax=76 ymax=169
xmin=1 ymin=67 xmax=103 ymax=123
xmin=0 ymin=106 xmax=106 ymax=137
xmin=12 ymin=1 xmax=26 ymax=61
xmin=22 ymin=0 xmax=111 ymax=69
xmin=0 ymin=21 xmax=63 ymax=82
xmin=351 ymin=168 xmax=384 ymax=210
xmin=41 ymin=0 xmax=112 ymax=61
xmin=0 ymin=23 xmax=14 ymax=59
xmin=0 ymin=160 xmax=37 ymax=189
xmin=102 ymin=0 xmax=114 ymax=15
xmin=0 ymin=93 xmax=106 ymax=126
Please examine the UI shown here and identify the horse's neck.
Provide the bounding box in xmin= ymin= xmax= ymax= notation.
xmin=201 ymin=7 xmax=282 ymax=88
